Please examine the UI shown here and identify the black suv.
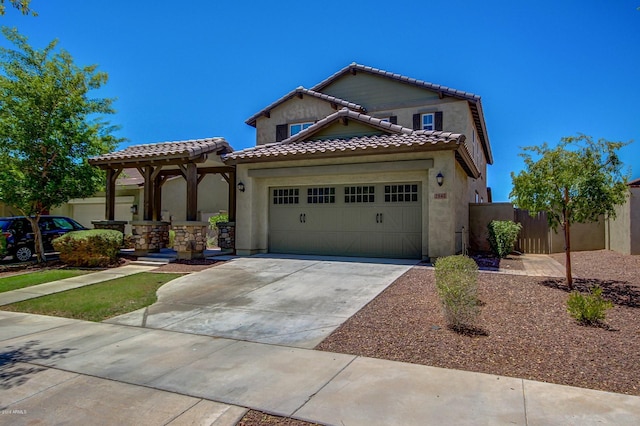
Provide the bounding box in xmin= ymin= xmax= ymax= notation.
xmin=0 ymin=216 xmax=88 ymax=262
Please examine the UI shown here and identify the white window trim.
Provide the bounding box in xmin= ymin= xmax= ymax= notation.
xmin=421 ymin=113 xmax=434 ymax=130
xmin=289 ymin=122 xmax=313 ymax=137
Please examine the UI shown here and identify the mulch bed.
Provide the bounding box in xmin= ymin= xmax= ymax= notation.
xmin=316 ymin=250 xmax=640 ymax=397
xmin=237 ymin=411 xmax=319 ymax=426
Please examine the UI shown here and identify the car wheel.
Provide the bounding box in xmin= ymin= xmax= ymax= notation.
xmin=14 ymin=246 xmax=33 ymax=262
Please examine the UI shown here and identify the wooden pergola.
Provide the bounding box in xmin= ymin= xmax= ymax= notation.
xmin=89 ymin=138 xmax=235 ymax=223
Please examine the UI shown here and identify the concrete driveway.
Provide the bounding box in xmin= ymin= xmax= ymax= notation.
xmin=107 ymin=254 xmax=416 ymax=348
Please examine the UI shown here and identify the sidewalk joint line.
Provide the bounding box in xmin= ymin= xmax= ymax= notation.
xmin=290 ymin=354 xmax=358 ymax=418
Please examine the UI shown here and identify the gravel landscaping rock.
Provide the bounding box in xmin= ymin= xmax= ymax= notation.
xmin=317 ymin=250 xmax=640 ymax=396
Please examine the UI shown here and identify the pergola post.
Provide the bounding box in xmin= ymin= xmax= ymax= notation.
xmin=104 ymin=168 xmax=122 ymax=221
xmin=228 ymin=169 xmax=236 ymax=222
xmin=153 ymin=176 xmax=163 ymax=221
xmin=143 ymin=166 xmax=154 ymax=221
xmin=186 ymin=163 xmax=198 ymax=221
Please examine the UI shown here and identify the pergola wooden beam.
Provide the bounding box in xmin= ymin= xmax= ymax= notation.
xmin=105 ymin=168 xmax=123 ymax=221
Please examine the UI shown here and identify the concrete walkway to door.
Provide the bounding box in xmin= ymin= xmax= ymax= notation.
xmin=106 ymin=254 xmax=417 ymax=348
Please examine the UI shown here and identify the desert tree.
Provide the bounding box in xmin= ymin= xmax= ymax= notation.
xmin=0 ymin=0 xmax=35 ymax=16
xmin=510 ymin=134 xmax=629 ymax=289
xmin=0 ymin=27 xmax=121 ymax=262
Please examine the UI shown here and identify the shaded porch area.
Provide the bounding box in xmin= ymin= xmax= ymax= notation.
xmin=89 ymin=138 xmax=236 ymax=259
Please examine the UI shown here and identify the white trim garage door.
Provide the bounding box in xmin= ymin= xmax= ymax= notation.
xmin=269 ymin=183 xmax=421 ymax=258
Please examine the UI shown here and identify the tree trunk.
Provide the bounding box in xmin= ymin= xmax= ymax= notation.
xmin=27 ymin=215 xmax=47 ymax=263
xmin=564 ymin=221 xmax=573 ymax=290
xmin=563 ymin=187 xmax=573 ymax=290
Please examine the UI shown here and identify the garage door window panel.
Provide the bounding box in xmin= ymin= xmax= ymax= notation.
xmin=307 ymin=187 xmax=335 ymax=204
xmin=385 ymin=184 xmax=419 ymax=203
xmin=273 ymin=188 xmax=299 ymax=205
xmin=344 ymin=186 xmax=375 ymax=203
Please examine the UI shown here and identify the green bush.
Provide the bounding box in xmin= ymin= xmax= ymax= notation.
xmin=0 ymin=233 xmax=7 ymax=257
xmin=434 ymin=255 xmax=480 ymax=331
xmin=53 ymin=229 xmax=123 ymax=267
xmin=488 ymin=220 xmax=522 ymax=258
xmin=208 ymin=212 xmax=229 ymax=229
xmin=208 ymin=213 xmax=229 ymax=247
xmin=567 ymin=286 xmax=613 ymax=325
xmin=168 ymin=229 xmax=176 ymax=249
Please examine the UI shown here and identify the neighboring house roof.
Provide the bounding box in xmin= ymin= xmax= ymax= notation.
xmin=245 ymin=87 xmax=366 ymax=127
xmin=629 ymin=178 xmax=640 ymax=187
xmin=116 ymin=168 xmax=144 ymax=186
xmin=310 ymin=63 xmax=493 ymax=165
xmin=89 ymin=138 xmax=232 ymax=168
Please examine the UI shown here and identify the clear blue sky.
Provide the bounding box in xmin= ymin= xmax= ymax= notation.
xmin=2 ymin=0 xmax=639 ymax=201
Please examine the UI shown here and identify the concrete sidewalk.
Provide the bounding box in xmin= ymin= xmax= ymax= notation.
xmin=0 ymin=264 xmax=158 ymax=306
xmin=1 ymin=311 xmax=638 ymax=425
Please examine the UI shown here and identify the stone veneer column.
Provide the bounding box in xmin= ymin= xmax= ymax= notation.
xmin=172 ymin=221 xmax=209 ymax=260
xmin=92 ymin=220 xmax=127 ymax=234
xmin=131 ymin=221 xmax=170 ymax=255
xmin=216 ymin=221 xmax=235 ymax=252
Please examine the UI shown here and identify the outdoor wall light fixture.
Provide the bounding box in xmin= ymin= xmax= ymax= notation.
xmin=436 ymin=172 xmax=444 ymax=186
xmin=130 ymin=205 xmax=138 ymax=215
xmin=237 ymin=182 xmax=245 ymax=192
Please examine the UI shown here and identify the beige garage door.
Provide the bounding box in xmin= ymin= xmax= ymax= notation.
xmin=269 ymin=183 xmax=422 ymax=259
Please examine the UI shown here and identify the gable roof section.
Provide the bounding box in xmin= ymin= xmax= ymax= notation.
xmin=282 ymin=108 xmax=414 ymax=143
xmin=629 ymin=177 xmax=640 ymax=187
xmin=226 ymin=109 xmax=479 ymax=178
xmin=89 ymin=137 xmax=232 ymax=168
xmin=311 ymin=63 xmax=493 ymax=165
xmin=245 ymin=87 xmax=366 ymax=127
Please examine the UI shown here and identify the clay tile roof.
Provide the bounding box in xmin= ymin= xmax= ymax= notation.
xmin=311 ymin=62 xmax=482 ymax=101
xmin=245 ymin=87 xmax=365 ymax=127
xmin=89 ymin=137 xmax=232 ymax=167
xmin=224 ymin=132 xmax=464 ymax=164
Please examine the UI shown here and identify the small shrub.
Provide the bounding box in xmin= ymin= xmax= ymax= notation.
xmin=488 ymin=220 xmax=522 ymax=258
xmin=53 ymin=229 xmax=123 ymax=267
xmin=208 ymin=213 xmax=229 ymax=230
xmin=208 ymin=213 xmax=229 ymax=247
xmin=167 ymin=229 xmax=176 ymax=249
xmin=434 ymin=255 xmax=480 ymax=332
xmin=567 ymin=286 xmax=613 ymax=325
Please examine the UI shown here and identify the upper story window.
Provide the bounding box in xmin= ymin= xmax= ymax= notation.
xmin=413 ymin=111 xmax=442 ymax=131
xmin=421 ymin=113 xmax=434 ymax=130
xmin=289 ymin=122 xmax=313 ymax=137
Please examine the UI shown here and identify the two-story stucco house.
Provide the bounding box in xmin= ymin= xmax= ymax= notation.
xmin=224 ymin=63 xmax=493 ymax=260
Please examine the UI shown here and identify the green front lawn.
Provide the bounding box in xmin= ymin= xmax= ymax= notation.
xmin=1 ymin=272 xmax=184 ymax=322
xmin=0 ymin=269 xmax=91 ymax=293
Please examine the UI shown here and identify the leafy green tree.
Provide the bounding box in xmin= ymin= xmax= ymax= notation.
xmin=510 ymin=135 xmax=629 ymax=289
xmin=0 ymin=27 xmax=121 ymax=262
xmin=0 ymin=0 xmax=35 ymax=16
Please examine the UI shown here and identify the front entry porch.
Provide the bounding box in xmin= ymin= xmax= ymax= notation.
xmin=89 ymin=138 xmax=236 ymax=259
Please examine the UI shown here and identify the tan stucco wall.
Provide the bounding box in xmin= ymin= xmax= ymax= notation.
xmin=160 ymin=173 xmax=229 ymax=222
xmin=252 ymin=74 xmax=489 ymax=182
xmin=469 ymin=203 xmax=515 ymax=252
xmin=607 ymin=188 xmax=639 ymax=255
xmin=234 ymin=151 xmax=461 ymax=259
xmin=255 ymin=95 xmax=336 ymax=145
xmin=549 ymin=219 xmax=605 ymax=253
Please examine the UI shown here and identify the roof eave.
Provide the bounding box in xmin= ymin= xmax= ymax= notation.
xmin=224 ymin=140 xmax=461 ymax=165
